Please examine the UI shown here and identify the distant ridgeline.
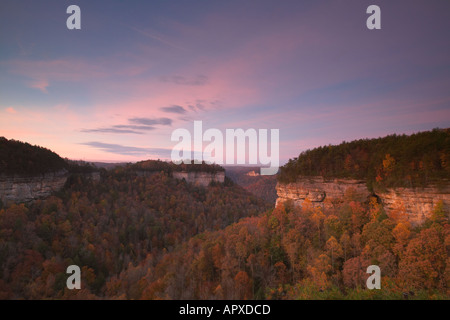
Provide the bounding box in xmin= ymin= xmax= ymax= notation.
xmin=127 ymin=160 xmax=226 ymax=187
xmin=278 ymin=128 xmax=450 ymax=190
xmin=0 ymin=136 xmax=224 ymax=178
xmin=0 ymin=137 xmax=226 ymax=205
xmin=130 ymin=159 xmax=225 ymax=174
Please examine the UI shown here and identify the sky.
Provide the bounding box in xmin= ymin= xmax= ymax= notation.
xmin=0 ymin=0 xmax=449 ymax=165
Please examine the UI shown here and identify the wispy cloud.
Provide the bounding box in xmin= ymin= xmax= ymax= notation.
xmin=187 ymin=100 xmax=210 ymax=112
xmin=82 ymin=141 xmax=172 ymax=157
xmin=81 ymin=128 xmax=145 ymax=135
xmin=128 ymin=117 xmax=172 ymax=126
xmin=160 ymin=105 xmax=187 ymax=114
xmin=82 ymin=118 xmax=172 ymax=135
xmin=113 ymin=125 xmax=156 ymax=131
xmin=128 ymin=26 xmax=187 ymax=51
xmin=160 ymin=75 xmax=208 ymax=86
xmin=4 ymin=57 xmax=147 ymax=93
xmin=5 ymin=59 xmax=106 ymax=82
xmin=29 ymin=79 xmax=49 ymax=93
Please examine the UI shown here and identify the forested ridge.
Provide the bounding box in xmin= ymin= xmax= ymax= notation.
xmin=0 ymin=135 xmax=448 ymax=299
xmin=0 ymin=137 xmax=98 ymax=175
xmin=0 ymin=137 xmax=68 ymax=175
xmin=131 ymin=159 xmax=225 ymax=174
xmin=0 ymin=165 xmax=270 ymax=298
xmin=278 ymin=129 xmax=450 ymax=191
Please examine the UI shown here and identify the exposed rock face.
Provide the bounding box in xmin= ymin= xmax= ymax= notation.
xmin=276 ymin=177 xmax=450 ymax=225
xmin=275 ymin=177 xmax=371 ymax=210
xmin=0 ymin=171 xmax=68 ymax=205
xmin=173 ymin=171 xmax=225 ymax=187
xmin=381 ymin=186 xmax=450 ymax=226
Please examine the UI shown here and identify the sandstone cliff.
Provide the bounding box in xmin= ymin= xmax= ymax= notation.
xmin=275 ymin=177 xmax=450 ymax=225
xmin=380 ymin=186 xmax=450 ymax=225
xmin=0 ymin=171 xmax=69 ymax=205
xmin=173 ymin=171 xmax=225 ymax=187
xmin=275 ymin=177 xmax=370 ymax=209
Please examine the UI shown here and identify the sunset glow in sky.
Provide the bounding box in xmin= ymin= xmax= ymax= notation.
xmin=1 ymin=0 xmax=449 ymax=164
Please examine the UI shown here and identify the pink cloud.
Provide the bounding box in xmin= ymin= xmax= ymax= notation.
xmin=3 ymin=57 xmax=151 ymax=91
xmin=29 ymin=79 xmax=49 ymax=93
xmin=6 ymin=59 xmax=106 ymax=82
xmin=5 ymin=107 xmax=17 ymax=114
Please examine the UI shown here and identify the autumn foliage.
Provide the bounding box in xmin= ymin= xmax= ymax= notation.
xmin=0 ymin=138 xmax=449 ymax=299
xmin=0 ymin=168 xmax=269 ymax=299
xmin=278 ymin=129 xmax=450 ymax=191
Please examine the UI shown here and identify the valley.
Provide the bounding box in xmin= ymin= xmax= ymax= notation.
xmin=0 ymin=130 xmax=449 ymax=299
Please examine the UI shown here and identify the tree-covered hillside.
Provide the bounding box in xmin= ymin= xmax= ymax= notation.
xmin=0 ymin=137 xmax=68 ymax=175
xmin=0 ymin=164 xmax=270 ymax=299
xmin=66 ymin=189 xmax=449 ymax=299
xmin=1 ymin=135 xmax=448 ymax=300
xmin=278 ymin=129 xmax=450 ymax=190
xmin=131 ymin=159 xmax=225 ymax=174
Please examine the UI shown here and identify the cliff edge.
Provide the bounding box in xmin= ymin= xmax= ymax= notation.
xmin=0 ymin=171 xmax=69 ymax=205
xmin=275 ymin=177 xmax=450 ymax=225
xmin=173 ymin=171 xmax=225 ymax=187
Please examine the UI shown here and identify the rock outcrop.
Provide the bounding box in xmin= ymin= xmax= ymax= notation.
xmin=380 ymin=186 xmax=450 ymax=225
xmin=275 ymin=177 xmax=450 ymax=225
xmin=0 ymin=171 xmax=69 ymax=205
xmin=275 ymin=177 xmax=371 ymax=209
xmin=173 ymin=171 xmax=225 ymax=187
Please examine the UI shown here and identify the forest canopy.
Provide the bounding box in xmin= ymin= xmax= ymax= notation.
xmin=278 ymin=128 xmax=450 ymax=190
xmin=131 ymin=159 xmax=225 ymax=174
xmin=0 ymin=137 xmax=101 ymax=176
xmin=0 ymin=137 xmax=68 ymax=175
xmin=0 ymin=135 xmax=448 ymax=299
xmin=0 ymin=165 xmax=270 ymax=299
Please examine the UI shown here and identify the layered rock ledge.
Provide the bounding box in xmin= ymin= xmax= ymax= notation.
xmin=173 ymin=171 xmax=225 ymax=187
xmin=0 ymin=171 xmax=69 ymax=205
xmin=275 ymin=176 xmax=450 ymax=225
